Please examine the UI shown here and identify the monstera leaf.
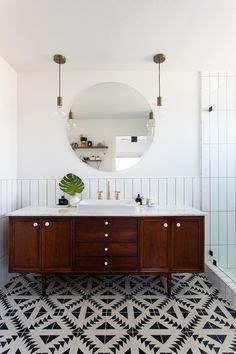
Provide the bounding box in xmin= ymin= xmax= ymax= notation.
xmin=59 ymin=173 xmax=85 ymax=196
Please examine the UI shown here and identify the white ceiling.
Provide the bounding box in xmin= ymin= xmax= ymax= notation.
xmin=0 ymin=0 xmax=236 ymax=72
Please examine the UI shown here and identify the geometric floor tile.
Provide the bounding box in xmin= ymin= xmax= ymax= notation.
xmin=0 ymin=273 xmax=235 ymax=353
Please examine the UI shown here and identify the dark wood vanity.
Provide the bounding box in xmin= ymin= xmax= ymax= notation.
xmin=8 ymin=214 xmax=204 ymax=296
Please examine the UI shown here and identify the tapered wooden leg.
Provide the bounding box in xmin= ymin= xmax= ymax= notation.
xmin=167 ymin=273 xmax=172 ymax=297
xmin=41 ymin=273 xmax=47 ymax=296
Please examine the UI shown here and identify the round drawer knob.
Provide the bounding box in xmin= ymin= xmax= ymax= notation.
xmin=176 ymin=223 xmax=181 ymax=228
xmin=105 ymin=221 xmax=109 ymax=225
xmin=104 ymin=248 xmax=108 ymax=252
xmin=105 ymin=233 xmax=109 ymax=237
xmin=33 ymin=222 xmax=38 ymax=227
xmin=104 ymin=261 xmax=108 ymax=266
xmin=163 ymin=223 xmax=168 ymax=228
xmin=45 ymin=222 xmax=50 ymax=227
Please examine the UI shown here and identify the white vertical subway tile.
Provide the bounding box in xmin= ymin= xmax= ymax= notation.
xmin=184 ymin=178 xmax=193 ymax=207
xmin=218 ymin=111 xmax=227 ymax=143
xmin=210 ymin=179 xmax=218 ymax=211
xmin=210 ymin=212 xmax=219 ymax=245
xmin=228 ymin=211 xmax=236 ymax=245
xmin=209 ymin=112 xmax=218 ymax=144
xmin=1 ymin=180 xmax=7 ymax=215
xmin=218 ymin=178 xmax=227 ymax=211
xmin=158 ymin=178 xmax=167 ymax=207
xmin=6 ymin=180 xmax=12 ymax=212
xmin=21 ymin=180 xmax=30 ymax=207
xmin=227 ymin=245 xmax=236 ymax=268
xmin=205 ymin=213 xmax=210 ymax=245
xmin=218 ymin=144 xmax=227 ymax=177
xmin=202 ymin=178 xmax=210 ymax=211
xmin=219 ymin=212 xmax=227 ymax=245
xmin=175 ymin=178 xmax=184 ymax=207
xmin=47 ymin=180 xmax=56 ymax=206
xmin=202 ymin=145 xmax=210 ymax=177
xmin=218 ymin=77 xmax=227 ymax=111
xmin=227 ymin=144 xmax=236 ymax=177
xmin=141 ymin=178 xmax=150 ymax=199
xmin=149 ymin=178 xmax=159 ymax=204
xmin=12 ymin=180 xmax=17 ymax=211
xmin=218 ymin=246 xmax=227 ymax=268
xmin=227 ymin=111 xmax=236 ymax=143
xmin=124 ymin=179 xmax=133 ymax=199
xmin=89 ymin=179 xmax=99 ymax=199
xmin=227 ymin=76 xmax=236 ymax=110
xmin=81 ymin=178 xmax=90 ymax=199
xmin=38 ymin=180 xmax=47 ymax=206
xmin=209 ymin=78 xmax=218 ymax=110
xmin=201 ymin=112 xmax=210 ymax=144
xmin=193 ymin=178 xmax=200 ymax=209
xmin=210 ymin=144 xmax=219 ymax=177
xmin=227 ymin=178 xmax=235 ymax=210
xmin=30 ymin=180 xmax=39 ymax=206
xmin=16 ymin=180 xmax=22 ymax=209
xmin=167 ymin=178 xmax=176 ymax=206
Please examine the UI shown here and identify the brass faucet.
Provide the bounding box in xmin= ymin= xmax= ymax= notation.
xmin=106 ymin=181 xmax=111 ymax=200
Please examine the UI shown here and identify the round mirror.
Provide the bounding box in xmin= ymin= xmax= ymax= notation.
xmin=67 ymin=82 xmax=154 ymax=172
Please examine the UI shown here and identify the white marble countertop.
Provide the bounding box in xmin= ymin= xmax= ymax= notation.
xmin=8 ymin=205 xmax=206 ymax=217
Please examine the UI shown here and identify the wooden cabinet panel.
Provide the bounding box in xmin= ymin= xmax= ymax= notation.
xmin=76 ymin=242 xmax=137 ymax=257
xmin=42 ymin=218 xmax=72 ymax=271
xmin=75 ymin=256 xmax=138 ymax=271
xmin=9 ymin=218 xmax=41 ymax=271
xmin=140 ymin=219 xmax=169 ymax=270
xmin=170 ymin=217 xmax=204 ymax=272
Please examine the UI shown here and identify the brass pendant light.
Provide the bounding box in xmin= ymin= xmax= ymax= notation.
xmin=153 ymin=53 xmax=166 ymax=106
xmin=53 ymin=54 xmax=66 ymax=117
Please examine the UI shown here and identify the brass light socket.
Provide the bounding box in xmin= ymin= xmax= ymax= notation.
xmin=57 ymin=96 xmax=63 ymax=107
xmin=149 ymin=111 xmax=154 ymax=120
xmin=68 ymin=110 xmax=74 ymax=119
xmin=157 ymin=96 xmax=162 ymax=106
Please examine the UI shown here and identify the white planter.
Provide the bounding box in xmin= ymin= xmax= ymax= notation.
xmin=69 ymin=193 xmax=81 ymax=207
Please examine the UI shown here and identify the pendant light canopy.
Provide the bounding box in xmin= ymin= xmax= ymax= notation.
xmin=53 ymin=54 xmax=66 ymax=118
xmin=153 ymin=53 xmax=166 ymax=107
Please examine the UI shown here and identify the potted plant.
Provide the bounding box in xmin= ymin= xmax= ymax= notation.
xmin=59 ymin=173 xmax=85 ymax=207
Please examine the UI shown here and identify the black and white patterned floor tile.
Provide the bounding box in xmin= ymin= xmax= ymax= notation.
xmin=0 ymin=273 xmax=236 ymax=354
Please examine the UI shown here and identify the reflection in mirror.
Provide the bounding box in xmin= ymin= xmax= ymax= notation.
xmin=67 ymin=83 xmax=154 ymax=172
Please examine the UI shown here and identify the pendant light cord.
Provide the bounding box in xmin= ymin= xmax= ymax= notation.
xmin=59 ymin=62 xmax=61 ymax=97
xmin=158 ymin=61 xmax=161 ymax=97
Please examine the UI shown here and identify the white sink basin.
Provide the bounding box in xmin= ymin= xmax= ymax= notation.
xmin=77 ymin=199 xmax=138 ymax=213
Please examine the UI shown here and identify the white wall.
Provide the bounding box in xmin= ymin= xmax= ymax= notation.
xmin=0 ymin=56 xmax=17 ymax=288
xmin=17 ymin=71 xmax=200 ymax=179
xmin=0 ymin=56 xmax=17 ymax=179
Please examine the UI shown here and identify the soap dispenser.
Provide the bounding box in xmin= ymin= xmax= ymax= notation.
xmin=135 ymin=194 xmax=142 ymax=205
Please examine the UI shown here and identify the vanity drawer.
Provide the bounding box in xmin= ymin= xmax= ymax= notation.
xmin=75 ymin=243 xmax=137 ymax=257
xmin=75 ymin=218 xmax=137 ymax=243
xmin=75 ymin=256 xmax=138 ymax=271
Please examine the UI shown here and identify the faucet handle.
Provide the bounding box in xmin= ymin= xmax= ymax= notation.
xmin=97 ymin=191 xmax=103 ymax=200
xmin=115 ymin=191 xmax=120 ymax=200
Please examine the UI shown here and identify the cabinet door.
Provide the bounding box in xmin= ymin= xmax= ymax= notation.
xmin=42 ymin=218 xmax=72 ymax=271
xmin=9 ymin=218 xmax=41 ymax=271
xmin=171 ymin=217 xmax=204 ymax=272
xmin=140 ymin=219 xmax=169 ymax=270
